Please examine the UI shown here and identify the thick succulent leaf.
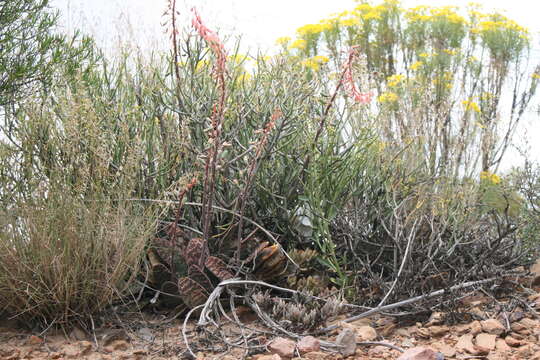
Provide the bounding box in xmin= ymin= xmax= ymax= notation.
xmin=185 ymin=237 xmax=206 ymax=268
xmin=188 ymin=265 xmax=213 ymax=292
xmin=178 ymin=277 xmax=209 ymax=308
xmin=205 ymin=256 xmax=234 ymax=281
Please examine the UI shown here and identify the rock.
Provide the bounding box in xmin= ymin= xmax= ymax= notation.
xmin=401 ymin=338 xmax=415 ymax=348
xmin=504 ymin=335 xmax=522 ymax=347
xmin=519 ymin=317 xmax=538 ymax=329
xmin=0 ymin=347 xmax=20 ymax=360
xmin=368 ymin=345 xmax=390 ymax=357
xmin=396 ymin=328 xmax=411 ymax=337
xmin=428 ymin=326 xmax=449 ymax=337
xmin=297 ymin=336 xmax=320 ymax=354
xmin=303 ymin=351 xmax=329 ymax=360
xmin=356 ymin=326 xmax=377 ymax=341
xmin=415 ymin=327 xmax=431 ymax=339
xmin=433 ymin=341 xmax=455 ymax=357
xmin=137 ymin=327 xmax=154 ymax=342
xmin=379 ymin=323 xmax=397 ymax=337
xmin=495 ymin=338 xmax=511 ymax=352
xmin=476 ymin=333 xmax=496 ymax=351
xmin=254 ymin=355 xmax=282 ymax=360
xmin=530 ymin=258 xmax=540 ymax=285
xmin=480 ymin=319 xmax=505 ymax=335
xmin=426 ymin=312 xmax=444 ymax=326
xmin=268 ymin=337 xmax=295 ymax=358
xmin=456 ymin=334 xmax=476 ymax=354
xmin=26 ymin=335 xmax=44 ymax=346
xmin=104 ymin=339 xmax=129 ymax=353
xmin=516 ymin=343 xmax=535 ymax=357
xmin=336 ymin=328 xmax=356 ymax=357
xmin=396 ymin=346 xmax=444 ymax=360
xmin=469 ymin=320 xmax=482 ymax=335
xmin=62 ymin=344 xmax=83 ymax=358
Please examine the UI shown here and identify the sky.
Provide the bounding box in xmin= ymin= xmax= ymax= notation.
xmin=49 ymin=0 xmax=540 ymax=169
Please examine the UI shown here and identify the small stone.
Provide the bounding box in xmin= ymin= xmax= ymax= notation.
xmin=433 ymin=341 xmax=456 ymax=357
xmin=268 ymin=337 xmax=295 ymax=358
xmin=134 ymin=327 xmax=153 ymax=344
xmin=254 ymin=355 xmax=282 ymax=360
xmin=78 ymin=341 xmax=93 ymax=355
xmin=517 ymin=343 xmax=534 ymax=357
xmin=303 ymin=351 xmax=329 ymax=360
xmin=415 ymin=327 xmax=431 ymax=339
xmin=336 ymin=328 xmax=356 ymax=357
xmin=519 ymin=317 xmax=538 ymax=329
xmin=396 ymin=346 xmax=444 ymax=360
xmin=480 ymin=319 xmax=505 ymax=335
xmin=504 ymin=336 xmax=522 ymax=347
xmin=356 ymin=325 xmax=377 ymax=341
xmin=456 ymin=334 xmax=476 ymax=354
xmin=104 ymin=339 xmax=129 ymax=353
xmin=530 ymin=258 xmax=540 ymax=286
xmin=368 ymin=345 xmax=389 ymax=356
xmin=476 ymin=333 xmax=496 ymax=351
xmin=297 ymin=336 xmax=320 ymax=354
xmin=469 ymin=320 xmax=482 ymax=335
xmin=428 ymin=326 xmax=449 ymax=337
xmin=426 ymin=312 xmax=444 ymax=326
xmin=495 ymin=338 xmax=511 ymax=352
xmin=396 ymin=328 xmax=411 ymax=337
xmin=26 ymin=335 xmax=44 ymax=345
xmin=68 ymin=346 xmax=84 ymax=358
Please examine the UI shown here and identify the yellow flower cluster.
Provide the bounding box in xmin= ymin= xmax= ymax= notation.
xmin=472 ymin=14 xmax=529 ymax=39
xmin=387 ymin=74 xmax=405 ymax=87
xmin=276 ymin=36 xmax=291 ymax=45
xmin=532 ymin=73 xmax=540 ymax=80
xmin=340 ymin=18 xmax=360 ymax=27
xmin=301 ymin=55 xmax=330 ymax=71
xmin=296 ymin=23 xmax=331 ymax=37
xmin=288 ymin=39 xmax=307 ymax=50
xmin=443 ymin=48 xmax=458 ymax=56
xmin=378 ymin=92 xmax=399 ymax=103
xmin=353 ymin=0 xmax=400 ymax=21
xmin=410 ymin=61 xmax=424 ymax=71
xmin=405 ymin=5 xmax=466 ymax=25
xmin=462 ymin=99 xmax=481 ymax=113
xmin=480 ymin=171 xmax=501 ymax=185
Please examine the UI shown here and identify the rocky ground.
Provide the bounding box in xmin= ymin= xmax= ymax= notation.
xmin=1 ymin=263 xmax=540 ymax=360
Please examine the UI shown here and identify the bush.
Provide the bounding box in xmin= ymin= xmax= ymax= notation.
xmin=0 ymin=193 xmax=154 ymax=326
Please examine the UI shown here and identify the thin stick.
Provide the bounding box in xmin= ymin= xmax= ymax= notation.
xmin=357 ymin=341 xmax=404 ymax=353
xmin=182 ymin=304 xmax=205 ymax=358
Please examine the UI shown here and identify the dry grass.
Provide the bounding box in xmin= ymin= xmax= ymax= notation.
xmin=0 ymin=193 xmax=155 ymax=327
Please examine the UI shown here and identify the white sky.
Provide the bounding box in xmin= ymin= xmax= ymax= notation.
xmin=49 ymin=0 xmax=540 ymax=169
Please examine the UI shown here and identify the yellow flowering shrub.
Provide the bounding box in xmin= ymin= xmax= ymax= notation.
xmin=387 ymin=74 xmax=405 ymax=87
xmin=462 ymin=100 xmax=481 ymax=113
xmin=378 ymin=92 xmax=398 ymax=103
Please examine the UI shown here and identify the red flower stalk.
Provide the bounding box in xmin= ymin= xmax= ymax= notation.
xmin=343 ymin=46 xmax=372 ymax=104
xmin=191 ymin=8 xmax=228 ymax=243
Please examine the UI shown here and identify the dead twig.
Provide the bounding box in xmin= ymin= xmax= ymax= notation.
xmin=317 ymin=277 xmax=498 ymax=334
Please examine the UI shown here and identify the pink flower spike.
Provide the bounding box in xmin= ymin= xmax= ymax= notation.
xmin=191 ymin=7 xmax=227 ymax=60
xmin=342 ymin=46 xmax=372 ymax=104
